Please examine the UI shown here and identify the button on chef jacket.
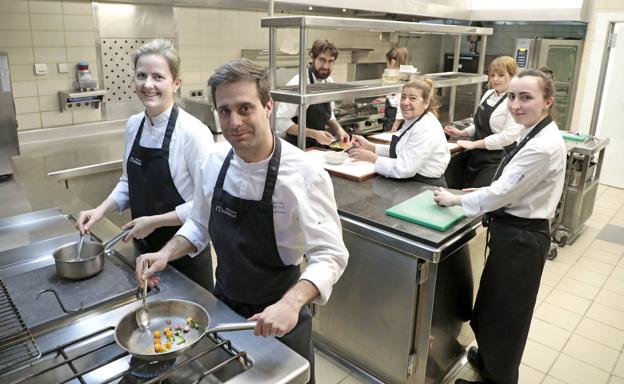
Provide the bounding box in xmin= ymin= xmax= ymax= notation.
xmin=463 ymin=89 xmax=522 ymax=150
xmin=109 ymin=105 xmax=215 ymax=221
xmin=461 ymin=120 xmax=566 ymax=218
xmin=275 ymin=71 xmax=338 ymax=136
xmin=177 ymin=139 xmax=349 ymax=305
xmin=373 ymin=112 xmax=450 ymax=179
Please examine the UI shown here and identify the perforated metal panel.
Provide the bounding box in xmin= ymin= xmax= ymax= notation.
xmin=101 ymin=38 xmax=146 ymax=104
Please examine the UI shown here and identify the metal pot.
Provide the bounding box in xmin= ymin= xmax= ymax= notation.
xmin=52 ymin=229 xmax=128 ymax=280
xmin=114 ymin=299 xmax=256 ymax=361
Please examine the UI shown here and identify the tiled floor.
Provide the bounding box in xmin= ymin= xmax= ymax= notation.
xmin=315 ymin=184 xmax=624 ymax=384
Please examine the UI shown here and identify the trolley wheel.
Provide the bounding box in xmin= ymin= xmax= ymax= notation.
xmin=547 ymin=245 xmax=558 ymax=261
xmin=556 ymin=236 xmax=568 ymax=247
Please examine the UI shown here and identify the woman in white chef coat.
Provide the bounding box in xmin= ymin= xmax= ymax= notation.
xmin=76 ymin=39 xmax=215 ymax=291
xmin=349 ymin=79 xmax=450 ymax=187
xmin=382 ymin=47 xmax=408 ymax=132
xmin=433 ymin=69 xmax=566 ymax=384
xmin=443 ymin=56 xmax=522 ymax=188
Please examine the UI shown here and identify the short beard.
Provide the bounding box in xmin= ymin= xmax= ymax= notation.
xmin=311 ymin=66 xmax=330 ymax=80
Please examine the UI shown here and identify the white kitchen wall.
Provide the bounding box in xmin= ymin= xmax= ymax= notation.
xmin=0 ymin=0 xmax=101 ymax=131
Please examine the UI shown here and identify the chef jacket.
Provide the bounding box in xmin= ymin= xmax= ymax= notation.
xmin=177 ymin=139 xmax=349 ymax=305
xmin=109 ymin=105 xmax=215 ymax=222
xmin=461 ymin=120 xmax=566 ymax=218
xmin=275 ymin=71 xmax=338 ymax=135
xmin=464 ymin=89 xmax=522 ymax=150
xmin=386 ymin=93 xmax=403 ymax=120
xmin=374 ymin=112 xmax=450 ymax=179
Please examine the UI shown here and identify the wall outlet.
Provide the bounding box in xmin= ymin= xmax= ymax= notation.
xmin=190 ymin=89 xmax=203 ymax=97
xmin=34 ymin=63 xmax=48 ymax=75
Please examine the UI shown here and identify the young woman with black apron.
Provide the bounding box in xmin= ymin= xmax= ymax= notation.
xmin=434 ymin=70 xmax=566 ymax=384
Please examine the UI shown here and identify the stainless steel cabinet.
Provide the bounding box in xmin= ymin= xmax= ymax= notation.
xmin=0 ymin=51 xmax=19 ymax=177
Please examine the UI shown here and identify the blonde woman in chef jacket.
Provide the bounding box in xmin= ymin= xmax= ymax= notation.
xmin=76 ymin=39 xmax=216 ymax=291
xmin=349 ymin=79 xmax=450 ymax=187
xmin=443 ymin=56 xmax=522 ymax=188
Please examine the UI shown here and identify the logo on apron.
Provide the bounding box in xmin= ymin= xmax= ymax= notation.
xmin=215 ymin=205 xmax=237 ymax=219
xmin=128 ymin=156 xmax=142 ymax=166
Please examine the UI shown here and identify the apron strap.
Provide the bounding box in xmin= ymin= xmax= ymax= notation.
xmin=161 ymin=103 xmax=179 ymax=150
xmin=215 ymin=149 xmax=235 ymax=189
xmin=262 ymin=137 xmax=282 ymax=203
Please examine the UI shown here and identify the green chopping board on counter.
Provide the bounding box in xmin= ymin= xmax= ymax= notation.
xmin=560 ymin=130 xmax=588 ymax=142
xmin=385 ymin=190 xmax=466 ymax=231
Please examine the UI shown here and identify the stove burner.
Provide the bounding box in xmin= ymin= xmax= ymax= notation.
xmin=129 ymin=357 xmax=177 ymax=380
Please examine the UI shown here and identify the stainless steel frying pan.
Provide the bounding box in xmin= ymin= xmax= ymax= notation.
xmin=114 ymin=299 xmax=256 ymax=361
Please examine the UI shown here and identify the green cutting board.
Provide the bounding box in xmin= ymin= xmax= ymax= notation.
xmin=560 ymin=130 xmax=588 ymax=142
xmin=385 ymin=190 xmax=466 ymax=231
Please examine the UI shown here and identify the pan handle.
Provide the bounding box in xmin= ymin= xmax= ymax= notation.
xmin=206 ymin=321 xmax=257 ymax=334
xmin=103 ymin=229 xmax=130 ymax=250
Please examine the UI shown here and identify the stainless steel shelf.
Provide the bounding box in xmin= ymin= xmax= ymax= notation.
xmin=271 ymin=73 xmax=488 ymax=105
xmin=261 ymin=16 xmax=493 ymax=36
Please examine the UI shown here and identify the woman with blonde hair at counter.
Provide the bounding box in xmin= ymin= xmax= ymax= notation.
xmin=434 ymin=69 xmax=566 ymax=384
xmin=76 ymin=39 xmax=216 ymax=291
xmin=382 ymin=47 xmax=408 ymax=132
xmin=443 ymin=56 xmax=521 ymax=188
xmin=349 ymin=79 xmax=450 ymax=187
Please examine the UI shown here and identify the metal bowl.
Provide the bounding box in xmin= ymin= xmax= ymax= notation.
xmin=53 ymin=240 xmax=105 ymax=280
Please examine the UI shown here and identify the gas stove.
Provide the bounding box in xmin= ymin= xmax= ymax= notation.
xmin=0 ymin=209 xmax=308 ymax=384
xmin=334 ymin=102 xmax=384 ymax=135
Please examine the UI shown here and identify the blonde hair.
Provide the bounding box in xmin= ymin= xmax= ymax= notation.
xmin=132 ymin=39 xmax=181 ymax=80
xmin=488 ymin=56 xmax=518 ymax=89
xmin=402 ymin=79 xmax=438 ymax=116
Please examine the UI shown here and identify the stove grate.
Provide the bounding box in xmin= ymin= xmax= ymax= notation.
xmin=0 ymin=279 xmax=41 ymax=375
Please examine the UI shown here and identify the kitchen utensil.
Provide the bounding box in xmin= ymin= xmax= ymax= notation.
xmin=76 ymin=234 xmax=85 ymax=260
xmin=135 ymin=261 xmax=150 ymax=332
xmin=385 ymin=190 xmax=465 ymax=231
xmin=115 ymin=299 xmax=257 ymax=361
xmin=324 ymin=151 xmax=348 ymax=165
xmin=341 ymin=143 xmax=357 ymax=153
xmin=52 ymin=229 xmax=129 ymax=280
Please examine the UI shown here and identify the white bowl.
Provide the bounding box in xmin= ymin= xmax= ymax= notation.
xmin=324 ymin=151 xmax=348 ymax=165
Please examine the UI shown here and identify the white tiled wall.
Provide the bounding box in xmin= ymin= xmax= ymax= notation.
xmin=0 ymin=0 xmax=101 ymax=131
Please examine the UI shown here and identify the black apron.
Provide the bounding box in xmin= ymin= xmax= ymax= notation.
xmin=462 ymin=92 xmax=507 ymax=188
xmin=127 ymin=104 xmax=214 ymax=292
xmin=208 ymin=138 xmax=315 ymax=383
xmin=472 ymin=116 xmax=553 ymax=384
xmin=389 ymin=114 xmax=447 ymax=187
xmin=286 ymin=68 xmax=332 ymax=148
xmin=382 ymin=97 xmax=398 ymax=132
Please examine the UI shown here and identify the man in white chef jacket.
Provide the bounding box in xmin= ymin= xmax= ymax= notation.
xmin=275 ymin=39 xmax=350 ymax=148
xmin=135 ymin=59 xmax=349 ymax=384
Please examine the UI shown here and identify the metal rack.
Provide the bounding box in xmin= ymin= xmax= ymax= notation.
xmin=549 ymin=136 xmax=610 ymax=259
xmin=261 ymin=15 xmax=493 ymax=149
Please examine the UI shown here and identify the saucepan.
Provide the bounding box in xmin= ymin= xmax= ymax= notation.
xmin=52 ymin=229 xmax=128 ymax=280
xmin=114 ymin=299 xmax=256 ymax=361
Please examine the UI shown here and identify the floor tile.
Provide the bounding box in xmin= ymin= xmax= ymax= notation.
xmin=542 ymin=376 xmax=567 ymax=384
xmin=521 ymin=339 xmax=559 ymax=372
xmin=315 ymin=350 xmax=351 ymax=384
xmin=611 ymin=217 xmax=624 ymax=227
xmin=536 ymin=284 xmax=554 ymax=305
xmin=619 ymin=257 xmax=624 ymax=269
xmin=556 ymin=276 xmax=601 ymax=300
xmin=610 ymin=376 xmax=624 ymax=384
xmin=555 ymin=246 xmax=584 ymax=265
xmin=593 ymin=213 xmax=616 ymax=224
xmin=614 ymin=353 xmax=624 ymax=378
xmin=565 ymin=265 xmax=610 ymax=287
xmin=583 ymin=249 xmax=622 ymax=265
xmin=603 ymin=276 xmax=624 ymax=295
xmin=592 ymin=239 xmax=624 ymax=256
xmin=613 ymin=266 xmax=624 ymax=279
xmin=545 ymin=288 xmax=592 ymax=314
xmin=595 ymin=289 xmax=624 ymax=312
xmin=528 ymin=318 xmax=571 ymax=351
xmin=562 ymin=334 xmax=619 ymax=372
xmin=549 ymin=354 xmax=610 ymax=384
xmin=575 ymin=317 xmax=624 ymax=351
xmin=597 ymin=225 xmax=624 ymax=245
xmin=518 ymin=363 xmax=544 ymax=384
xmin=586 ymin=302 xmax=624 ymax=331
xmin=534 ymin=302 xmax=582 ymax=331
xmin=574 ymin=257 xmax=616 ymax=276
xmin=542 ymin=269 xmax=565 ymax=287
xmin=544 ymin=260 xmax=573 ymax=276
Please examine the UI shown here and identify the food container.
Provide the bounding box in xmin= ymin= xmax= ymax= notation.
xmin=324 ymin=151 xmax=348 ymax=165
xmin=382 ymin=69 xmax=401 ymax=84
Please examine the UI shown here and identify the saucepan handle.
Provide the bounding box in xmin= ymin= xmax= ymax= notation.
xmin=103 ymin=229 xmax=130 ymax=250
xmin=206 ymin=321 xmax=257 ymax=334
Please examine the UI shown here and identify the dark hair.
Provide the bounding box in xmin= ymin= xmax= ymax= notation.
xmin=516 ymin=69 xmax=556 ymax=112
xmin=402 ymin=78 xmax=438 ymax=116
xmin=309 ymin=39 xmax=339 ymax=60
xmin=208 ymin=59 xmax=271 ymax=107
xmin=386 ymin=47 xmax=408 ymax=66
xmin=133 ymin=39 xmax=180 ymax=80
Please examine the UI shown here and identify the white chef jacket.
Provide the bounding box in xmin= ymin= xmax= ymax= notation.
xmin=461 ymin=120 xmax=566 ymax=219
xmin=374 ymin=112 xmax=450 ymax=179
xmin=108 ymin=105 xmax=215 ymax=222
xmin=464 ymin=89 xmax=522 ymax=150
xmin=386 ymin=93 xmax=403 ymax=120
xmin=275 ymin=71 xmax=338 ymax=135
xmin=177 ymin=138 xmax=349 ymax=305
